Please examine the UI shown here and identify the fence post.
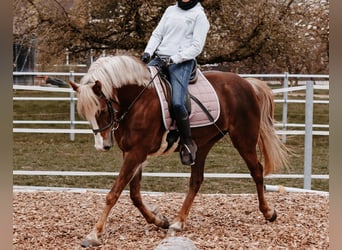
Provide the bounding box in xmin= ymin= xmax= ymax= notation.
xmin=304 ymin=81 xmax=314 ymax=189
xmin=282 ymin=72 xmax=289 ymax=143
xmin=69 ymin=71 xmax=75 ymax=141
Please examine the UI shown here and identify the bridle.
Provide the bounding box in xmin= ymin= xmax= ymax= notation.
xmin=92 ymin=97 xmax=120 ymax=135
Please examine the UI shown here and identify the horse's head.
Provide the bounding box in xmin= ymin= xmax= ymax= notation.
xmin=69 ymin=55 xmax=152 ymax=152
xmin=70 ymin=80 xmax=117 ymax=152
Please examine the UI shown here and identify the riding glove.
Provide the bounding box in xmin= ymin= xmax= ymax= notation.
xmin=158 ymin=57 xmax=173 ymax=70
xmin=141 ymin=53 xmax=151 ymax=63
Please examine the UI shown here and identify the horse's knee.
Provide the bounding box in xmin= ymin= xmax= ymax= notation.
xmin=189 ymin=165 xmax=205 ymax=192
xmin=106 ymin=193 xmax=118 ymax=206
xmin=189 ymin=178 xmax=203 ymax=192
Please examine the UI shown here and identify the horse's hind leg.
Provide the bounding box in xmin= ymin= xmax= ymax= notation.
xmin=129 ymin=166 xmax=170 ymax=229
xmin=250 ymin=159 xmax=277 ymax=222
xmin=240 ymin=152 xmax=276 ymax=221
xmin=230 ymin=134 xmax=277 ymax=222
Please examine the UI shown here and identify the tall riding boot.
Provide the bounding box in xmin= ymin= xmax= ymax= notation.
xmin=176 ymin=115 xmax=197 ymax=165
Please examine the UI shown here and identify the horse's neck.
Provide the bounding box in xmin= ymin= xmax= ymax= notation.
xmin=117 ymin=85 xmax=150 ymax=107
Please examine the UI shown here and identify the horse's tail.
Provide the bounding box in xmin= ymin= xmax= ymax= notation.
xmin=246 ymin=78 xmax=290 ymax=176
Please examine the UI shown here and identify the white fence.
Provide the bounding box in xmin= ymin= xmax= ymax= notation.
xmin=13 ymin=71 xmax=329 ymax=191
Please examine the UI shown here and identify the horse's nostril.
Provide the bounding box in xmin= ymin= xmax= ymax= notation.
xmin=103 ymin=146 xmax=111 ymax=151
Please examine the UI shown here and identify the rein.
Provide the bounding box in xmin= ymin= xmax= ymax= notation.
xmin=92 ymin=69 xmax=160 ymax=135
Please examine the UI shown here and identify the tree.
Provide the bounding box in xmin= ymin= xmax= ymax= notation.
xmin=13 ymin=0 xmax=329 ymax=74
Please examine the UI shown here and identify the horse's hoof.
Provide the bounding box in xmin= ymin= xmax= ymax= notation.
xmin=169 ymin=221 xmax=183 ymax=232
xmin=151 ymin=206 xmax=170 ymax=229
xmin=167 ymin=222 xmax=183 ymax=237
xmin=81 ymin=238 xmax=102 ymax=248
xmin=266 ymin=209 xmax=277 ymax=222
xmin=160 ymin=215 xmax=170 ymax=229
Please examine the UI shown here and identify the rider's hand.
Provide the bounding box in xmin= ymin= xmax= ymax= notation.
xmin=141 ymin=53 xmax=151 ymax=63
xmin=158 ymin=57 xmax=173 ymax=70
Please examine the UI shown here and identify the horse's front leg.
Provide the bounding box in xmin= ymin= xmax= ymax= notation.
xmin=168 ymin=147 xmax=209 ymax=234
xmin=129 ymin=166 xmax=170 ymax=229
xmin=81 ymin=151 xmax=146 ymax=247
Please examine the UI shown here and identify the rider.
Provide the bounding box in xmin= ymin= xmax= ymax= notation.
xmin=141 ymin=0 xmax=210 ymax=166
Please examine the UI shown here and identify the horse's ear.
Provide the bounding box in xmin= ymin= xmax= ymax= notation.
xmin=69 ymin=81 xmax=80 ymax=92
xmin=92 ymin=80 xmax=103 ymax=96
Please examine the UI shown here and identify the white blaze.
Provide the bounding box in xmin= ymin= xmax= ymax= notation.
xmin=94 ymin=134 xmax=105 ymax=151
xmin=89 ymin=117 xmax=105 ymax=151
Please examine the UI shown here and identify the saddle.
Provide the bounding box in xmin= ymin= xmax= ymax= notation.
xmin=189 ymin=60 xmax=199 ymax=84
xmin=156 ymin=60 xmax=198 ymax=117
xmin=149 ymin=66 xmax=220 ymax=129
xmin=149 ymin=66 xmax=220 ymax=151
xmin=157 ymin=70 xmax=192 ymax=119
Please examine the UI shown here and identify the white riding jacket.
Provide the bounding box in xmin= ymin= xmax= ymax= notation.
xmin=144 ymin=3 xmax=210 ymax=64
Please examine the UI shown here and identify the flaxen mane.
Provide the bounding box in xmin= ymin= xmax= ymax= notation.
xmin=76 ymin=55 xmax=152 ymax=119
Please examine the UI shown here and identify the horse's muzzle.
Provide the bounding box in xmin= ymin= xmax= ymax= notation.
xmin=94 ymin=133 xmax=113 ymax=152
xmin=94 ymin=144 xmax=112 ymax=152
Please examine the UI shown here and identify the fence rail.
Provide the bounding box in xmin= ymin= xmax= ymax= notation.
xmin=13 ymin=170 xmax=329 ymax=179
xmin=13 ymin=71 xmax=329 ymax=191
xmin=13 ymin=83 xmax=329 ymax=137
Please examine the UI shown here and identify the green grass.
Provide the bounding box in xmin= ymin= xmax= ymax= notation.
xmin=12 ymin=88 xmax=329 ymax=193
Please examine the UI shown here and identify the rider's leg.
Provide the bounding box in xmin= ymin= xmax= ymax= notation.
xmin=168 ymin=60 xmax=197 ymax=165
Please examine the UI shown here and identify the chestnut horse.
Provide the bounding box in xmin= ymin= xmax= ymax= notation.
xmin=69 ymin=55 xmax=288 ymax=247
